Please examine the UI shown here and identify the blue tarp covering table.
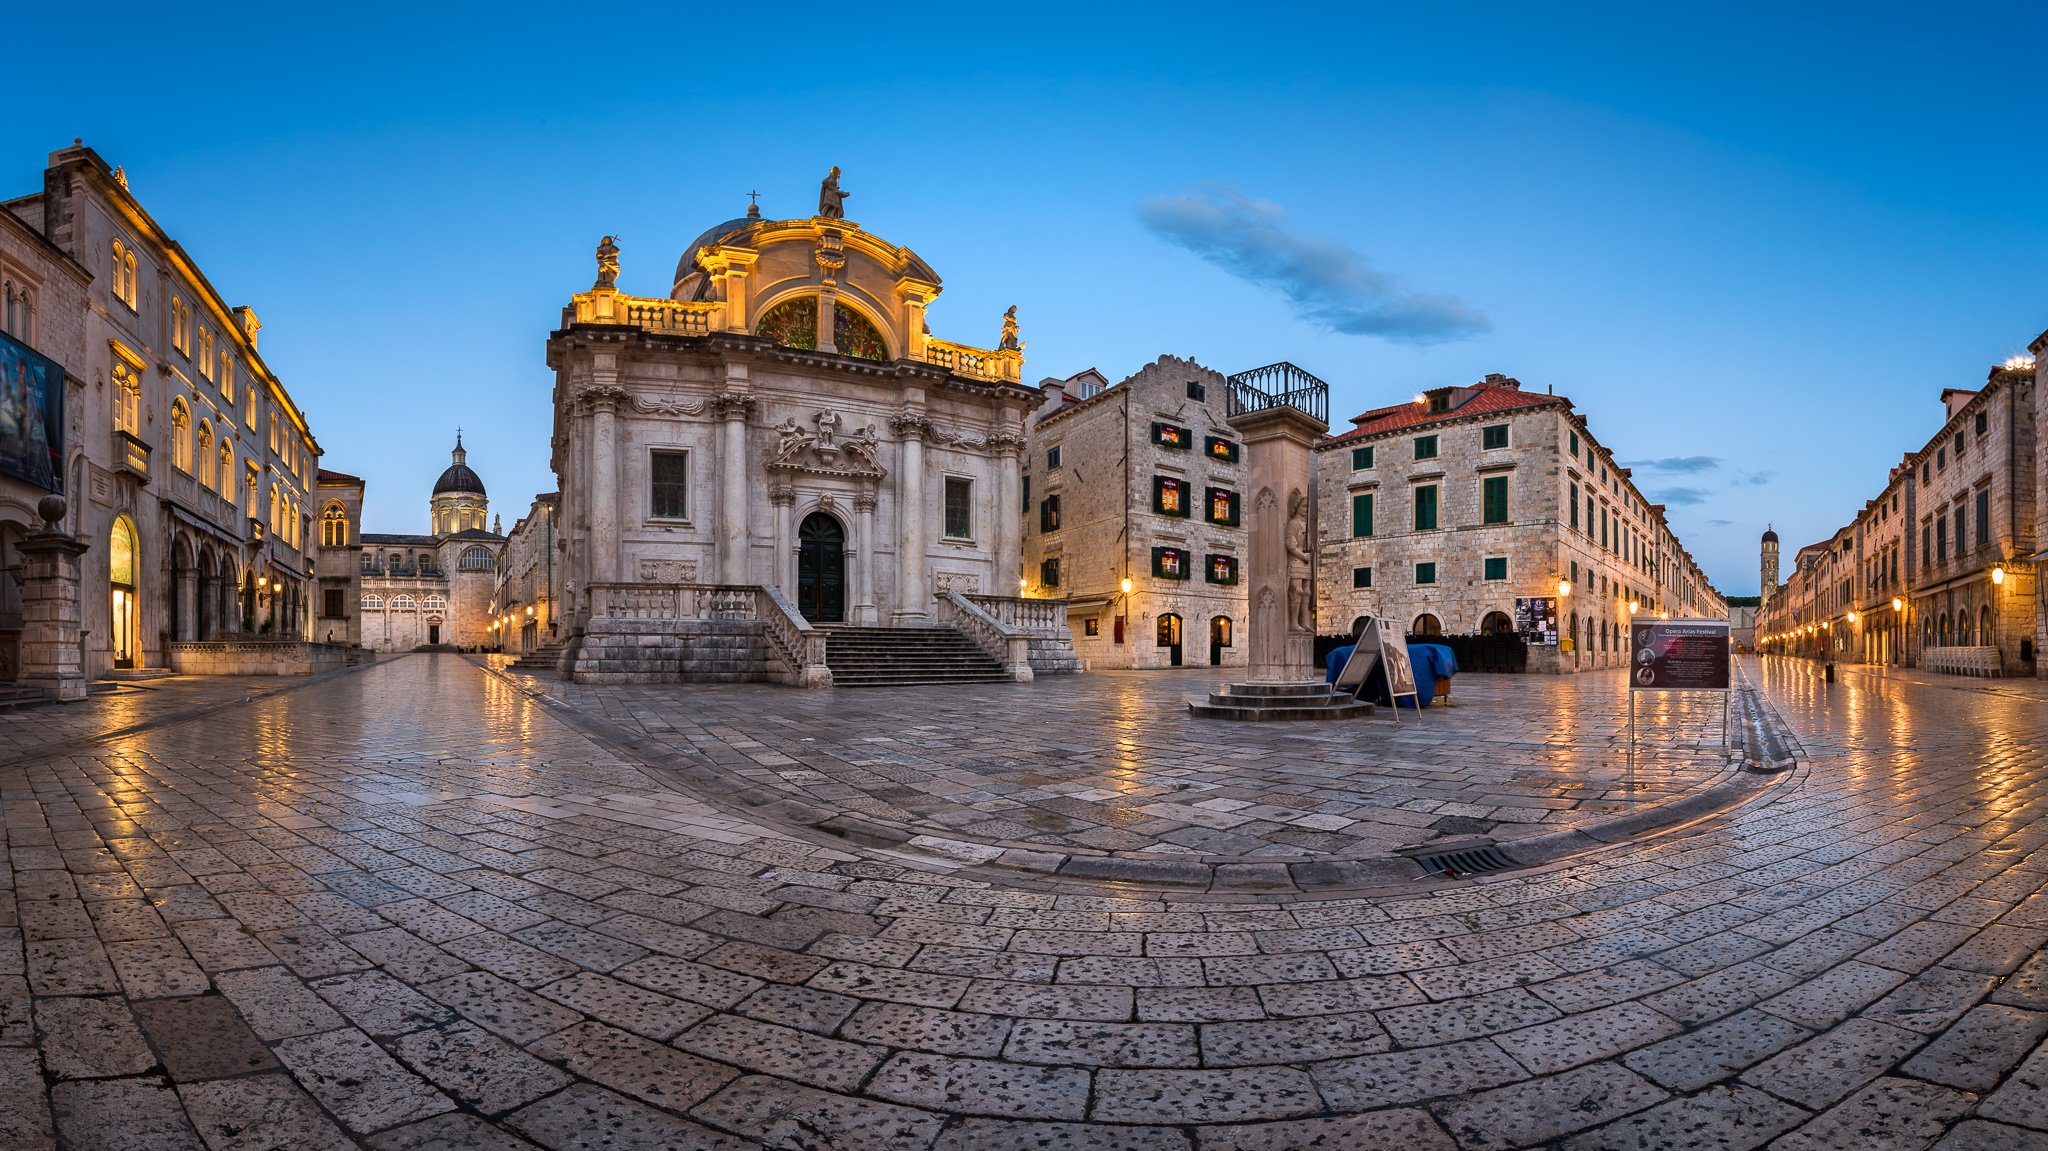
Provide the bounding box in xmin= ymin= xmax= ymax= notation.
xmin=1325 ymin=642 xmax=1459 ymax=708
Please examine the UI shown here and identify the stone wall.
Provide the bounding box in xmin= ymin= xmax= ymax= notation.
xmin=565 ymin=619 xmax=773 ymax=684
xmin=168 ymin=641 xmax=348 ymax=676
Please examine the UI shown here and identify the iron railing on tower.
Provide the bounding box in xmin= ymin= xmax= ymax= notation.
xmin=1225 ymin=362 xmax=1330 ymax=425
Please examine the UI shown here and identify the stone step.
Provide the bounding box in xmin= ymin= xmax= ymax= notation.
xmin=101 ymin=668 xmax=176 ymax=681
xmin=822 ymin=623 xmax=1008 ymax=688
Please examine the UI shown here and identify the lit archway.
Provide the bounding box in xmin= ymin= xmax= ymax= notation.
xmin=110 ymin=516 xmax=139 ymax=668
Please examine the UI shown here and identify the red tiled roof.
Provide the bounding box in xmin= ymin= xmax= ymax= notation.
xmin=1319 ymin=383 xmax=1568 ymax=447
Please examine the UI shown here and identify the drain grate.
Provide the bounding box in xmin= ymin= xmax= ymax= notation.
xmin=1413 ymin=845 xmax=1520 ymax=879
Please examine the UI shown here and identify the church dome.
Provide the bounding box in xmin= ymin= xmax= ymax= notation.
xmin=672 ymin=215 xmax=759 ymax=292
xmin=1761 ymin=526 xmax=1778 ymax=544
xmin=433 ymin=435 xmax=486 ymax=497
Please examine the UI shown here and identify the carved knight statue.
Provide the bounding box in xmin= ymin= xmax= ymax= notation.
xmin=1285 ymin=489 xmax=1313 ymax=632
xmin=593 ymin=235 xmax=621 ymax=291
xmin=818 ymin=167 xmax=849 ymax=219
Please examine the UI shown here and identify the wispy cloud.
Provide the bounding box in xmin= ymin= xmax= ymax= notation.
xmin=1708 ymin=519 xmax=1734 ymax=526
xmin=1138 ymin=186 xmax=1489 ymax=345
xmin=1732 ymin=471 xmax=1775 ymax=486
xmin=1624 ymin=456 xmax=1721 ymax=474
xmin=1652 ymin=486 xmax=1711 ymax=505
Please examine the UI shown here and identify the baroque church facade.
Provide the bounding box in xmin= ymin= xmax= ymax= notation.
xmin=357 ymin=436 xmax=503 ymax=651
xmin=548 ymin=173 xmax=1048 ymax=681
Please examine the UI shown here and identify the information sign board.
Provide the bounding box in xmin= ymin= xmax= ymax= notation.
xmin=1628 ymin=619 xmax=1732 ymax=691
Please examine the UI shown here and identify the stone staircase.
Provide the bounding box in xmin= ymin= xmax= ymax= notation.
xmin=1186 ymin=680 xmax=1375 ymax=721
xmin=510 ymin=640 xmax=568 ymax=673
xmin=0 ymin=685 xmax=51 ymax=711
xmin=822 ymin=626 xmax=1012 ymax=687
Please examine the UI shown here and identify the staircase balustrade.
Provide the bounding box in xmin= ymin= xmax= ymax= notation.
xmin=936 ymin=590 xmax=1034 ymax=682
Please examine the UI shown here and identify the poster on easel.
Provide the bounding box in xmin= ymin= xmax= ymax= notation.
xmin=1379 ymin=624 xmax=1421 ymax=722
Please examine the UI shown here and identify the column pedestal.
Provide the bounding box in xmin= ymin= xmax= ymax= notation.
xmin=17 ymin=505 xmax=90 ymax=703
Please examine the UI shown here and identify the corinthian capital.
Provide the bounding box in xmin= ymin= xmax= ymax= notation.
xmin=889 ymin=412 xmax=932 ymax=441
xmin=711 ymin=392 xmax=756 ymax=420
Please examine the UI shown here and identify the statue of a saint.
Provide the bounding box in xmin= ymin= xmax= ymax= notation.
xmin=997 ymin=305 xmax=1020 ymax=351
xmin=813 ymin=409 xmax=841 ymax=447
xmin=818 ymin=167 xmax=849 ymax=219
xmin=593 ymin=235 xmax=621 ymax=291
xmin=1286 ymin=489 xmax=1313 ymax=632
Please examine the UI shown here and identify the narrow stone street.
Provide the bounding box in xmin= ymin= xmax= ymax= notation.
xmin=1 ymin=654 xmax=2044 ymax=1149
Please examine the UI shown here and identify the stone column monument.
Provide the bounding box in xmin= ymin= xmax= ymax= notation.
xmin=17 ymin=495 xmax=90 ymax=702
xmin=1189 ymin=365 xmax=1370 ymax=721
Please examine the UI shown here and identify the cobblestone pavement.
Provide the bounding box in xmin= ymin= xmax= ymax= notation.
xmin=0 ymin=653 xmax=2044 ymax=1149
xmin=524 ymin=665 xmax=1746 ymax=871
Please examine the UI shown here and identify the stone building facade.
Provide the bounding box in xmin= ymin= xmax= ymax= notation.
xmin=1760 ymin=362 xmax=2038 ymax=677
xmin=313 ymin=469 xmax=364 ymax=647
xmin=358 ymin=438 xmax=503 ymax=651
xmin=494 ymin=492 xmax=561 ymax=655
xmin=546 ymin=176 xmax=1058 ymax=683
xmin=1315 ymin=374 xmax=1724 ymax=673
xmin=0 ymin=194 xmax=89 ymax=684
xmin=1021 ymin=358 xmax=1249 ymax=670
xmin=3 ymin=143 xmax=325 ymax=678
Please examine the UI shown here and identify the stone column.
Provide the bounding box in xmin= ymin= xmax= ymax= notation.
xmin=17 ymin=498 xmax=90 ymax=702
xmin=892 ymin=412 xmax=931 ymax=624
xmin=989 ymin=428 xmax=1024 ymax=598
xmin=771 ymin=482 xmax=794 ymax=595
xmin=855 ymin=489 xmax=878 ymax=625
xmin=1227 ymin=404 xmax=1329 ymax=682
xmin=714 ymin=386 xmax=754 ymax=585
xmin=585 ymin=386 xmax=624 ymax=588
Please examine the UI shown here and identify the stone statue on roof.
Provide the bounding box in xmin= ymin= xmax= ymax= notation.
xmin=998 ymin=305 xmax=1020 ymax=351
xmin=818 ymin=167 xmax=849 ymax=219
xmin=593 ymin=235 xmax=620 ymax=291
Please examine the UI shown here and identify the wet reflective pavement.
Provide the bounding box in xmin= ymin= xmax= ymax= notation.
xmin=0 ymin=653 xmax=2043 ymax=1149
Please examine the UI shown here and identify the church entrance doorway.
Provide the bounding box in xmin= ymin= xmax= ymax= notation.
xmin=1157 ymin=612 xmax=1183 ymax=667
xmin=1209 ymin=616 xmax=1230 ymax=666
xmin=797 ymin=512 xmax=846 ymax=623
xmin=428 ymin=623 xmax=441 ymax=646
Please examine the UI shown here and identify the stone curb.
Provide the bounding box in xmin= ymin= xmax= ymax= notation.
xmin=476 ymin=658 xmax=1806 ymax=903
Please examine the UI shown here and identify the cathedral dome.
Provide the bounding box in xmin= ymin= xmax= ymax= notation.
xmin=672 ymin=215 xmax=759 ymax=293
xmin=433 ymin=435 xmax=486 ymax=497
xmin=1761 ymin=526 xmax=1778 ymax=544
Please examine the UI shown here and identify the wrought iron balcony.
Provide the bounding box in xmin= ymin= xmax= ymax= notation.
xmin=1226 ymin=362 xmax=1330 ymax=425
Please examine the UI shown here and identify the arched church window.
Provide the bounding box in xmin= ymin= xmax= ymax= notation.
xmin=423 ymin=595 xmax=448 ymax=612
xmin=321 ymin=503 xmax=348 ymax=548
xmin=392 ymin=595 xmax=416 ymax=611
xmin=755 ymin=297 xmax=818 ymax=351
xmin=459 ymin=545 xmax=494 ymax=571
xmin=832 ymin=305 xmax=888 ymax=361
xmin=361 ymin=594 xmax=384 ymax=610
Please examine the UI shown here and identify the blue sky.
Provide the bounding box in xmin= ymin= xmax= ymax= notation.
xmin=8 ymin=4 xmax=2044 ymax=594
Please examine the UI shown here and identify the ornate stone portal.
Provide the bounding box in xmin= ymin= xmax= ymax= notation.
xmin=1191 ymin=366 xmax=1371 ymax=721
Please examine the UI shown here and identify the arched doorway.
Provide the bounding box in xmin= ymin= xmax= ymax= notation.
xmin=110 ymin=516 xmax=139 ymax=669
xmin=796 ymin=512 xmax=846 ymax=623
xmin=1480 ymin=611 xmax=1513 ymax=636
xmin=1411 ymin=613 xmax=1442 ymax=637
xmin=1209 ymin=616 xmax=1231 ymax=666
xmin=1156 ymin=612 xmax=1183 ymax=667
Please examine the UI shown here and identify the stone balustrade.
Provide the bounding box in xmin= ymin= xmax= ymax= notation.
xmin=568 ymin=293 xmax=1020 ymax=383
xmin=575 ymin=582 xmax=828 ymax=686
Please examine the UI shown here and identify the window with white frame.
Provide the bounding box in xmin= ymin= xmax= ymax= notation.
xmin=111 ymin=239 xmax=137 ymax=309
xmin=171 ymin=296 xmax=190 ymax=355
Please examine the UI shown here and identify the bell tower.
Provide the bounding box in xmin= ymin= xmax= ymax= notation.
xmin=1760 ymin=525 xmax=1780 ymax=609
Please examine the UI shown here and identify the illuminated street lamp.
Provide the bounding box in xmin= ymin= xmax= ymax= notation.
xmin=1556 ymin=580 xmax=1572 ymax=597
xmin=1626 ymin=601 xmax=1639 ymax=616
xmin=1120 ymin=577 xmax=1134 ymax=595
xmin=1892 ymin=597 xmax=1903 ymax=611
xmin=1992 ymin=565 xmax=2005 ymax=586
xmin=1847 ymin=611 xmax=1858 ymax=623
